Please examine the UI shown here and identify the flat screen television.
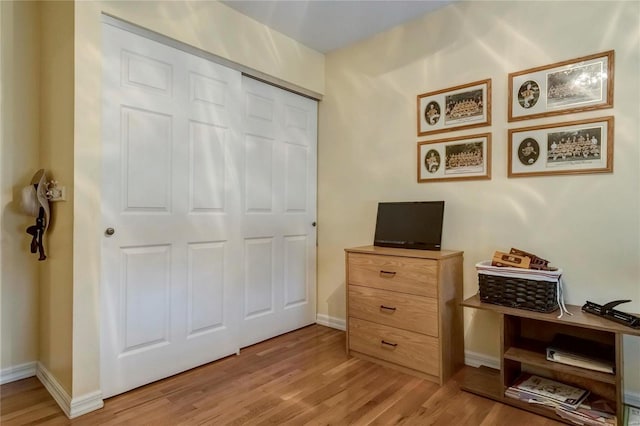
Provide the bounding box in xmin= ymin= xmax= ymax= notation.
xmin=373 ymin=201 xmax=444 ymax=250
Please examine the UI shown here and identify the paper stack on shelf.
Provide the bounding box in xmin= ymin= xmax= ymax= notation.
xmin=623 ymin=404 xmax=640 ymax=426
xmin=505 ymin=375 xmax=618 ymax=425
xmin=555 ymin=395 xmax=617 ymax=426
xmin=546 ymin=334 xmax=615 ymax=374
xmin=555 ymin=405 xmax=616 ymax=426
xmin=505 ymin=374 xmax=590 ymax=411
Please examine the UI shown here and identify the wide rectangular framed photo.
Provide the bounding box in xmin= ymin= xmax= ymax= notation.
xmin=508 ymin=50 xmax=614 ymax=122
xmin=417 ymin=133 xmax=491 ymax=183
xmin=417 ymin=79 xmax=491 ymax=136
xmin=508 ymin=116 xmax=614 ymax=178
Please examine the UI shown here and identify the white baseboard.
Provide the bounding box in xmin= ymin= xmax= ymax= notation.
xmin=36 ymin=362 xmax=103 ymax=419
xmin=464 ymin=350 xmax=500 ymax=370
xmin=36 ymin=362 xmax=72 ymax=418
xmin=316 ymin=314 xmax=346 ymax=331
xmin=70 ymin=390 xmax=104 ymax=418
xmin=626 ymin=390 xmax=640 ymax=408
xmin=0 ymin=361 xmax=37 ymax=384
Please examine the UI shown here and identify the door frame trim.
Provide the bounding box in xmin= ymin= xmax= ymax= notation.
xmin=101 ymin=13 xmax=323 ymax=102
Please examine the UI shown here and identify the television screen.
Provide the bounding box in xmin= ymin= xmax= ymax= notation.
xmin=373 ymin=201 xmax=444 ymax=250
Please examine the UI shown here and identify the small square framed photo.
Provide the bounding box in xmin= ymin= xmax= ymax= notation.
xmin=417 ymin=133 xmax=491 ymax=183
xmin=417 ymin=79 xmax=491 ymax=136
xmin=508 ymin=50 xmax=614 ymax=122
xmin=508 ymin=116 xmax=613 ymax=178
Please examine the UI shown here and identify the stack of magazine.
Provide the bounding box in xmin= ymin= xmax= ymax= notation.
xmin=505 ymin=374 xmax=590 ymax=410
xmin=506 ymin=374 xmax=616 ymax=425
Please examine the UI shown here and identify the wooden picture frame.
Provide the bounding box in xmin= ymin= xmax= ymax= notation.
xmin=508 ymin=116 xmax=614 ymax=178
xmin=417 ymin=79 xmax=491 ymax=136
xmin=508 ymin=50 xmax=614 ymax=122
xmin=418 ymin=133 xmax=491 ymax=183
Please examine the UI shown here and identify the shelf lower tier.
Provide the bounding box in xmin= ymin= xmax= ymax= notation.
xmin=460 ymin=366 xmax=604 ymax=426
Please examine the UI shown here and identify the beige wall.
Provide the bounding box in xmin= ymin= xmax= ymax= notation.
xmin=72 ymin=0 xmax=325 ymax=397
xmin=102 ymin=1 xmax=324 ymax=95
xmin=0 ymin=0 xmax=75 ymax=392
xmin=39 ymin=0 xmax=75 ymax=394
xmin=318 ymin=0 xmax=640 ymax=395
xmin=0 ymin=0 xmax=40 ymax=372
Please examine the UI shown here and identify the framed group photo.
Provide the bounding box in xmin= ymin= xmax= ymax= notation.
xmin=508 ymin=50 xmax=614 ymax=122
xmin=508 ymin=116 xmax=614 ymax=178
xmin=417 ymin=133 xmax=491 ymax=183
xmin=417 ymin=79 xmax=491 ymax=136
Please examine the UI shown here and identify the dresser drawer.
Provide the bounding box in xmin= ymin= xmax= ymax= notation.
xmin=347 ymin=253 xmax=437 ymax=297
xmin=348 ymin=317 xmax=439 ymax=376
xmin=348 ymin=285 xmax=438 ymax=336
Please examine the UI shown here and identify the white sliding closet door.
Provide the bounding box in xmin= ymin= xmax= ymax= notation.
xmin=240 ymin=77 xmax=317 ymax=348
xmin=101 ymin=24 xmax=243 ymax=398
xmin=101 ymin=22 xmax=317 ymax=399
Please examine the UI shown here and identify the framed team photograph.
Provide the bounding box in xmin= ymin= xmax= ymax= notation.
xmin=508 ymin=50 xmax=614 ymax=122
xmin=417 ymin=79 xmax=491 ymax=136
xmin=417 ymin=133 xmax=491 ymax=183
xmin=508 ymin=116 xmax=614 ymax=178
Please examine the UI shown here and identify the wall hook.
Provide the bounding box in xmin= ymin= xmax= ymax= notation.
xmin=45 ymin=180 xmax=66 ymax=202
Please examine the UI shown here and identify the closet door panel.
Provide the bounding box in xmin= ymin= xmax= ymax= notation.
xmin=101 ymin=24 xmax=242 ymax=398
xmin=240 ymin=77 xmax=317 ymax=348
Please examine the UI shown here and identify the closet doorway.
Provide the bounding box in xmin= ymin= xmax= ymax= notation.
xmin=101 ymin=21 xmax=317 ymax=398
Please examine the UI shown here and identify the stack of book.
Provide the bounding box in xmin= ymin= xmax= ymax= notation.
xmin=546 ymin=334 xmax=615 ymax=374
xmin=506 ymin=374 xmax=617 ymax=425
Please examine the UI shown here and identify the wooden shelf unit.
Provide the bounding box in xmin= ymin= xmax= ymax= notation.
xmin=461 ymin=294 xmax=640 ymax=426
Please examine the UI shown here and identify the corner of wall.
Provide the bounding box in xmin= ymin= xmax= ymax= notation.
xmin=316 ymin=314 xmax=346 ymax=331
xmin=38 ymin=0 xmax=75 ymax=396
xmin=36 ymin=362 xmax=103 ymax=419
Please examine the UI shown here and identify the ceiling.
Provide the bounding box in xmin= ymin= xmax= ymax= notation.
xmin=221 ymin=1 xmax=453 ymax=53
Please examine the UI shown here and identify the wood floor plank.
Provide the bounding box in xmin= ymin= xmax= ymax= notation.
xmin=1 ymin=325 xmax=563 ymax=425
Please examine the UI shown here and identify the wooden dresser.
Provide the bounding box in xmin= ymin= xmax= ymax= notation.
xmin=345 ymin=245 xmax=464 ymax=385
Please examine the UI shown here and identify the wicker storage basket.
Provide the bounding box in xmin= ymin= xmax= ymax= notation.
xmin=476 ymin=261 xmax=562 ymax=313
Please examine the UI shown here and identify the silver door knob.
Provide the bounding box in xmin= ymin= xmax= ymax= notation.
xmin=105 ymin=228 xmax=115 ymax=236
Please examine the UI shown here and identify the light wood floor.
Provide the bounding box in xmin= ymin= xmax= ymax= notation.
xmin=1 ymin=325 xmax=562 ymax=425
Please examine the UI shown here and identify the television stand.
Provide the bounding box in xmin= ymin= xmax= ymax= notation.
xmin=461 ymin=294 xmax=640 ymax=426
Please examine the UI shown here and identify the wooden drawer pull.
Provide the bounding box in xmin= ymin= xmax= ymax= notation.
xmin=379 ymin=270 xmax=396 ymax=277
xmin=381 ymin=340 xmax=398 ymax=348
xmin=379 ymin=305 xmax=397 ymax=312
